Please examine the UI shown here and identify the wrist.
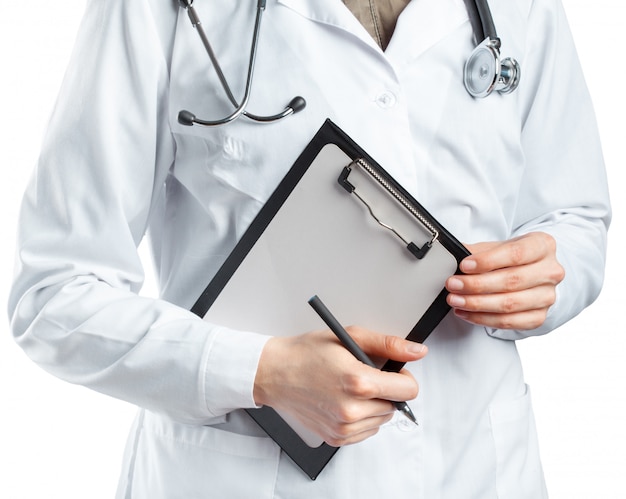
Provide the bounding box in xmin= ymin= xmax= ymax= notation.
xmin=253 ymin=336 xmax=288 ymax=407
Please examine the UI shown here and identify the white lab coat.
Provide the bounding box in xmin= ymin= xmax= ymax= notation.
xmin=9 ymin=0 xmax=610 ymax=497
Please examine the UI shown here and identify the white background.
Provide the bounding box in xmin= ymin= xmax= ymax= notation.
xmin=0 ymin=1 xmax=624 ymax=497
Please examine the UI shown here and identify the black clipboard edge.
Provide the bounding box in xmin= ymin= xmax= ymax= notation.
xmin=245 ymin=407 xmax=339 ymax=480
xmin=189 ymin=119 xmax=470 ymax=480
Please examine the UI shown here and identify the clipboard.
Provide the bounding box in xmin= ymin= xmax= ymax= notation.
xmin=190 ymin=120 xmax=470 ymax=479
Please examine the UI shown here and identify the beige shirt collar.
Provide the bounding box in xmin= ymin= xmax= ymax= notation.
xmin=342 ymin=0 xmax=411 ymax=49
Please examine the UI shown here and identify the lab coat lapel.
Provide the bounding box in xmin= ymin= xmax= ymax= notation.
xmin=275 ymin=0 xmax=358 ymax=28
xmin=275 ymin=0 xmax=384 ymax=51
xmin=386 ymin=0 xmax=470 ymax=62
xmin=275 ymin=0 xmax=469 ymax=61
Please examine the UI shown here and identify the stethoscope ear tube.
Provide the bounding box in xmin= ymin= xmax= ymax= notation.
xmin=178 ymin=96 xmax=307 ymax=127
xmin=177 ymin=0 xmax=305 ymax=127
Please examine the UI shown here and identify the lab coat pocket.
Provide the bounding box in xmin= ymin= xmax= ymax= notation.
xmin=130 ymin=411 xmax=280 ymax=499
xmin=489 ymin=384 xmax=548 ymax=499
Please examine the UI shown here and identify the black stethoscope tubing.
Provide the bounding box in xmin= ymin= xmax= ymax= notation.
xmin=177 ymin=0 xmax=306 ymax=127
xmin=178 ymin=0 xmax=519 ymax=128
xmin=472 ymin=0 xmax=499 ymax=45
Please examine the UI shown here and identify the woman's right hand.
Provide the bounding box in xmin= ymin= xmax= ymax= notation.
xmin=253 ymin=327 xmax=427 ymax=447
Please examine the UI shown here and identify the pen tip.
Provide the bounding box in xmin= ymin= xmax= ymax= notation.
xmin=401 ymin=405 xmax=419 ymax=426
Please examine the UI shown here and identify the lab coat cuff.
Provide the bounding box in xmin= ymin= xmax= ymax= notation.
xmin=488 ymin=221 xmax=602 ymax=340
xmin=202 ymin=328 xmax=271 ymax=417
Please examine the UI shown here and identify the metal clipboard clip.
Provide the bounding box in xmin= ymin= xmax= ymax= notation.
xmin=338 ymin=158 xmax=439 ymax=260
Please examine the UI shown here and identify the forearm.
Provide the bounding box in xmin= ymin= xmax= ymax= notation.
xmin=9 ymin=264 xmax=269 ymax=423
xmin=7 ymin=0 xmax=271 ymax=423
xmin=508 ymin=212 xmax=608 ymax=338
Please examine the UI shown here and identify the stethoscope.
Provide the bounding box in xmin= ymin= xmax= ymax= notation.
xmin=463 ymin=0 xmax=521 ymax=97
xmin=177 ymin=0 xmax=520 ymax=128
xmin=177 ymin=0 xmax=306 ymax=127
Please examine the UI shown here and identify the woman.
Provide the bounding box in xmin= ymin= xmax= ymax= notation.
xmin=9 ymin=0 xmax=610 ymax=497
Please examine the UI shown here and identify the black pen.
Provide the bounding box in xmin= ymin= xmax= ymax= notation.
xmin=308 ymin=295 xmax=418 ymax=426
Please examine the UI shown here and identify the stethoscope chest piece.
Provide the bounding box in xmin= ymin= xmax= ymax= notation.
xmin=464 ymin=38 xmax=521 ymax=98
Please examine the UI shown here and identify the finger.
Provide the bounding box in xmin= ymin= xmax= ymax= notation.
xmin=323 ymin=413 xmax=393 ymax=447
xmin=463 ymin=240 xmax=499 ymax=255
xmin=330 ymin=397 xmax=396 ymax=423
xmin=454 ymin=307 xmax=550 ymax=331
xmin=447 ymin=259 xmax=561 ymax=296
xmin=346 ymin=327 xmax=428 ymax=362
xmin=295 ymin=401 xmax=393 ymax=447
xmin=340 ymin=363 xmax=420 ymax=405
xmin=303 ymin=398 xmax=395 ymax=446
xmin=460 ymin=233 xmax=555 ymax=274
xmin=324 ymin=400 xmax=400 ymax=446
xmin=447 ymin=284 xmax=557 ymax=314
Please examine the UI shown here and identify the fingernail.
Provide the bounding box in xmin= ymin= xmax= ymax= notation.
xmin=447 ymin=277 xmax=464 ymax=291
xmin=448 ymin=294 xmax=466 ymax=307
xmin=461 ymin=259 xmax=477 ymax=272
xmin=407 ymin=343 xmax=426 ymax=354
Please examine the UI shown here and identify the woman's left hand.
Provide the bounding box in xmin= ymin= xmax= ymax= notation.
xmin=445 ymin=232 xmax=565 ymax=330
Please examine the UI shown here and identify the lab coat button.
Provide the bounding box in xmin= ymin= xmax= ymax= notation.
xmin=375 ymin=91 xmax=397 ymax=108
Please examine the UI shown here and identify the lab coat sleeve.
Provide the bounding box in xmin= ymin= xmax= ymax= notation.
xmin=8 ymin=0 xmax=268 ymax=423
xmin=488 ymin=0 xmax=611 ymax=341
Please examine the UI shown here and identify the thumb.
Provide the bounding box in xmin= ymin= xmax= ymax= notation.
xmin=346 ymin=327 xmax=428 ymax=363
